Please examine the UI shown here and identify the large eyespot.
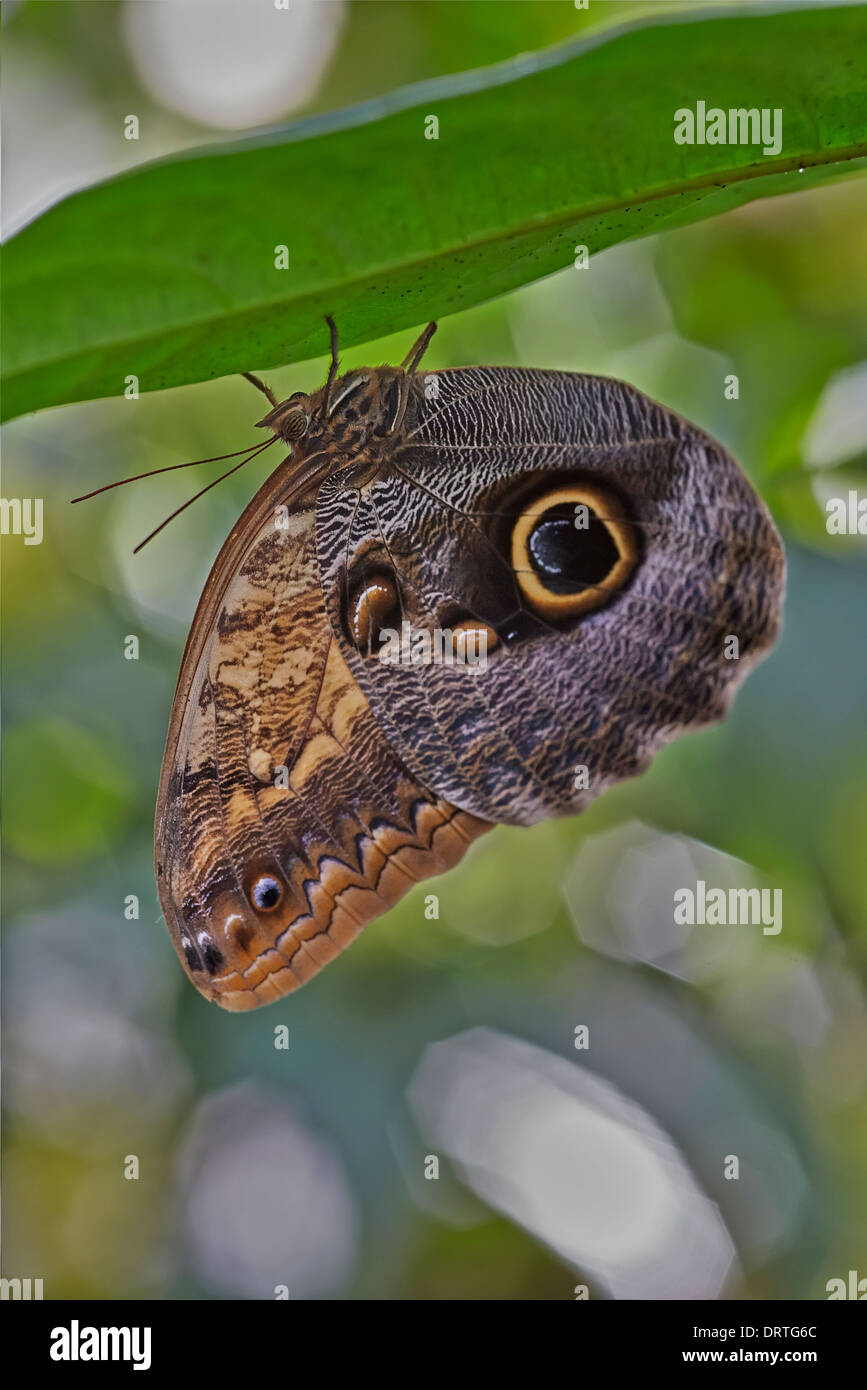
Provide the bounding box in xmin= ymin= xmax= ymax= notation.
xmin=249 ymin=874 xmax=283 ymax=912
xmin=347 ymin=573 xmax=401 ymax=653
xmin=511 ymin=483 xmax=638 ymax=620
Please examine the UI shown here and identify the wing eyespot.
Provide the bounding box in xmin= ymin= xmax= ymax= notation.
xmin=346 ymin=573 xmax=401 ymax=655
xmin=196 ymin=932 xmax=224 ymax=973
xmin=182 ymin=937 xmax=203 ymax=972
xmin=249 ymin=874 xmax=283 ymax=912
xmin=451 ymin=618 xmax=500 ymax=663
xmin=510 ymin=483 xmax=638 ymax=621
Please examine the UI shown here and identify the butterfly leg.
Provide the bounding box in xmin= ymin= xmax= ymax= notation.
xmin=401 ymin=321 xmax=437 ymax=374
xmin=320 ymin=315 xmax=341 ymax=416
xmin=391 ymin=322 xmax=438 ymax=431
xmin=241 ymin=371 xmax=278 ymax=406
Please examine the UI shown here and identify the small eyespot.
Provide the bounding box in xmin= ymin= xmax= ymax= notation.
xmin=196 ymin=932 xmax=224 ymax=974
xmin=347 ymin=573 xmax=401 ymax=653
xmin=182 ymin=937 xmax=203 ymax=972
xmin=511 ymin=483 xmax=638 ymax=621
xmin=451 ymin=619 xmax=499 ymax=664
xmin=250 ymin=874 xmax=283 ymax=912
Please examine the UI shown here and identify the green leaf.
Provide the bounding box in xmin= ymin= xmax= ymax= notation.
xmin=3 ymin=4 xmax=866 ymax=421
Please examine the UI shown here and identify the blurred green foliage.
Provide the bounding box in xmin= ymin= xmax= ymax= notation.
xmin=2 ymin=0 xmax=866 ymax=1301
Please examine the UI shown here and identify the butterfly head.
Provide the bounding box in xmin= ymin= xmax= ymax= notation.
xmin=253 ymin=320 xmax=437 ymax=463
xmin=256 ymin=392 xmax=311 ymax=441
xmin=257 ymin=371 xmax=422 ymax=490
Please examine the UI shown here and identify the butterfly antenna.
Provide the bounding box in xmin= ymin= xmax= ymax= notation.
xmin=132 ymin=435 xmax=279 ymax=553
xmin=71 ymin=438 xmax=273 ymax=504
xmin=320 ymin=315 xmax=340 ymax=418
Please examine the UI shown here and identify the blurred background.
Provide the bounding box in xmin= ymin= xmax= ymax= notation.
xmin=3 ymin=0 xmax=866 ymax=1300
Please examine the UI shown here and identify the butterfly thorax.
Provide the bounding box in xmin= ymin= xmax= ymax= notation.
xmin=259 ymin=367 xmax=418 ymax=487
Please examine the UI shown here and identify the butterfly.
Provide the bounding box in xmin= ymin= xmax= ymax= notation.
xmin=131 ymin=320 xmax=783 ymax=1011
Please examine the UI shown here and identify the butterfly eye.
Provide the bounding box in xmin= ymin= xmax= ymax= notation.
xmin=281 ymin=408 xmax=309 ymax=441
xmin=347 ymin=573 xmax=401 ymax=652
xmin=511 ymin=483 xmax=638 ymax=621
xmin=257 ymin=395 xmax=311 ymax=439
xmin=249 ymin=874 xmax=283 ymax=912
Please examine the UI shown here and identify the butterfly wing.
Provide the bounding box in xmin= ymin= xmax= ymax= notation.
xmin=159 ymin=364 xmax=784 ymax=1012
xmin=316 ymin=367 xmax=785 ymax=826
xmin=155 ymin=458 xmax=488 ymax=1011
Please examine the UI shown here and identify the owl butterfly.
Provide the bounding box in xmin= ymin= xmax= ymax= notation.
xmin=153 ymin=321 xmax=784 ymax=1011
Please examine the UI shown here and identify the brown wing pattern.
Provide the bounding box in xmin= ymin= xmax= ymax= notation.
xmin=156 ymin=343 xmax=784 ymax=1012
xmin=155 ymin=475 xmax=488 ymax=1012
